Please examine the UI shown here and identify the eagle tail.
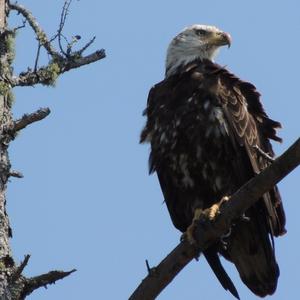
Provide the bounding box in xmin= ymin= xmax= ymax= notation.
xmin=229 ymin=241 xmax=279 ymax=297
xmin=226 ymin=210 xmax=280 ymax=297
xmin=204 ymin=250 xmax=240 ymax=300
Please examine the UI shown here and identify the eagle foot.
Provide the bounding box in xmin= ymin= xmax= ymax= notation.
xmin=183 ymin=196 xmax=230 ymax=245
xmin=211 ymin=195 xmax=230 ymax=217
xmin=182 ymin=208 xmax=204 ymax=245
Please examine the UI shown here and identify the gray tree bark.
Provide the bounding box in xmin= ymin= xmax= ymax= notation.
xmin=0 ymin=1 xmax=15 ymax=297
xmin=0 ymin=1 xmax=105 ymax=299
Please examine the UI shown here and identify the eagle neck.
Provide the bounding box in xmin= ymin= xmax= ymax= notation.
xmin=165 ymin=58 xmax=211 ymax=78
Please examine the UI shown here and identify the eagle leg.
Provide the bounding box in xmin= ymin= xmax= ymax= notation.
xmin=183 ymin=196 xmax=230 ymax=245
xmin=181 ymin=207 xmax=204 ymax=245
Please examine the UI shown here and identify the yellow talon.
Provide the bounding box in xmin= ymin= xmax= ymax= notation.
xmin=182 ymin=196 xmax=230 ymax=245
xmin=208 ymin=195 xmax=230 ymax=220
xmin=208 ymin=203 xmax=220 ymax=220
xmin=183 ymin=208 xmax=203 ymax=245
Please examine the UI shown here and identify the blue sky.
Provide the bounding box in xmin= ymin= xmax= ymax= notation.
xmin=7 ymin=0 xmax=300 ymax=299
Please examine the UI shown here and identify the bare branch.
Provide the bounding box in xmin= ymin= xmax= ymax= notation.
xmin=9 ymin=1 xmax=106 ymax=87
xmin=33 ymin=42 xmax=41 ymax=72
xmin=21 ymin=269 xmax=76 ymax=298
xmin=62 ymin=49 xmax=106 ymax=72
xmin=76 ymin=36 xmax=96 ymax=56
xmin=57 ymin=0 xmax=72 ymax=57
xmin=129 ymin=138 xmax=300 ymax=300
xmin=9 ymin=2 xmax=60 ymax=58
xmin=56 ymin=1 xmax=96 ymax=58
xmin=13 ymin=107 xmax=51 ymax=132
xmin=10 ymin=255 xmax=31 ymax=283
xmin=13 ymin=19 xmax=26 ymax=32
xmin=9 ymin=170 xmax=24 ymax=178
xmin=11 ymin=49 xmax=106 ymax=87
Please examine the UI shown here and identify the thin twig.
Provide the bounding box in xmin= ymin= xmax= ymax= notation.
xmin=10 ymin=254 xmax=30 ymax=283
xmin=76 ymin=36 xmax=96 ymax=56
xmin=145 ymin=260 xmax=151 ymax=274
xmin=58 ymin=0 xmax=72 ymax=56
xmin=9 ymin=1 xmax=106 ymax=87
xmin=129 ymin=138 xmax=300 ymax=300
xmin=13 ymin=19 xmax=26 ymax=32
xmin=34 ymin=42 xmax=41 ymax=72
xmin=9 ymin=2 xmax=60 ymax=58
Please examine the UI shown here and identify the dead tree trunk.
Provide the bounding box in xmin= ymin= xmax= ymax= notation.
xmin=0 ymin=1 xmax=16 ymax=297
xmin=0 ymin=1 xmax=105 ymax=299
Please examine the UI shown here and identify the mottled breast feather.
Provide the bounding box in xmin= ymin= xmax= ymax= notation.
xmin=140 ymin=58 xmax=286 ymax=298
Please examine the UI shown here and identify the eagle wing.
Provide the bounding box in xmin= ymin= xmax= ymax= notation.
xmin=214 ymin=64 xmax=286 ymax=237
xmin=201 ymin=61 xmax=287 ymax=296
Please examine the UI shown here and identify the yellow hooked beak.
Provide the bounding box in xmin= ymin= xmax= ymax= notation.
xmin=209 ymin=31 xmax=232 ymax=48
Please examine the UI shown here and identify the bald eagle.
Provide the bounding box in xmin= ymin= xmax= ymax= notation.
xmin=140 ymin=25 xmax=286 ymax=299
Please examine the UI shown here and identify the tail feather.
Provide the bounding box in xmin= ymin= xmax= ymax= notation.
xmin=225 ymin=210 xmax=280 ymax=297
xmin=204 ymin=250 xmax=240 ymax=300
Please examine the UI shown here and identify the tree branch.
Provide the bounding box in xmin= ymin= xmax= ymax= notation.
xmin=13 ymin=107 xmax=51 ymax=132
xmin=9 ymin=170 xmax=24 ymax=178
xmin=76 ymin=36 xmax=96 ymax=56
xmin=61 ymin=49 xmax=106 ymax=72
xmin=9 ymin=1 xmax=106 ymax=87
xmin=57 ymin=0 xmax=72 ymax=57
xmin=10 ymin=49 xmax=106 ymax=87
xmin=9 ymin=2 xmax=59 ymax=57
xmin=10 ymin=254 xmax=31 ymax=283
xmin=129 ymin=137 xmax=300 ymax=300
xmin=21 ymin=269 xmax=76 ymax=298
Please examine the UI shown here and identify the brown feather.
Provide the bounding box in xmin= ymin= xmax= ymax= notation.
xmin=141 ymin=59 xmax=286 ymax=297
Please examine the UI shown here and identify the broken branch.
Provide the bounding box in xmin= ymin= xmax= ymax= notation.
xmin=14 ymin=107 xmax=51 ymax=132
xmin=22 ymin=269 xmax=76 ymax=298
xmin=9 ymin=170 xmax=24 ymax=178
xmin=10 ymin=254 xmax=31 ymax=283
xmin=61 ymin=49 xmax=106 ymax=72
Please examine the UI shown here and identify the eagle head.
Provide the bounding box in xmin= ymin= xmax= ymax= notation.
xmin=166 ymin=25 xmax=231 ymax=77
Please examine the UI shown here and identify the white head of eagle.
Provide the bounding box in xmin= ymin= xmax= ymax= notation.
xmin=166 ymin=25 xmax=231 ymax=77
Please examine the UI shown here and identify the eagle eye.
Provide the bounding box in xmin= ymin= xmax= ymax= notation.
xmin=195 ymin=29 xmax=208 ymax=36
